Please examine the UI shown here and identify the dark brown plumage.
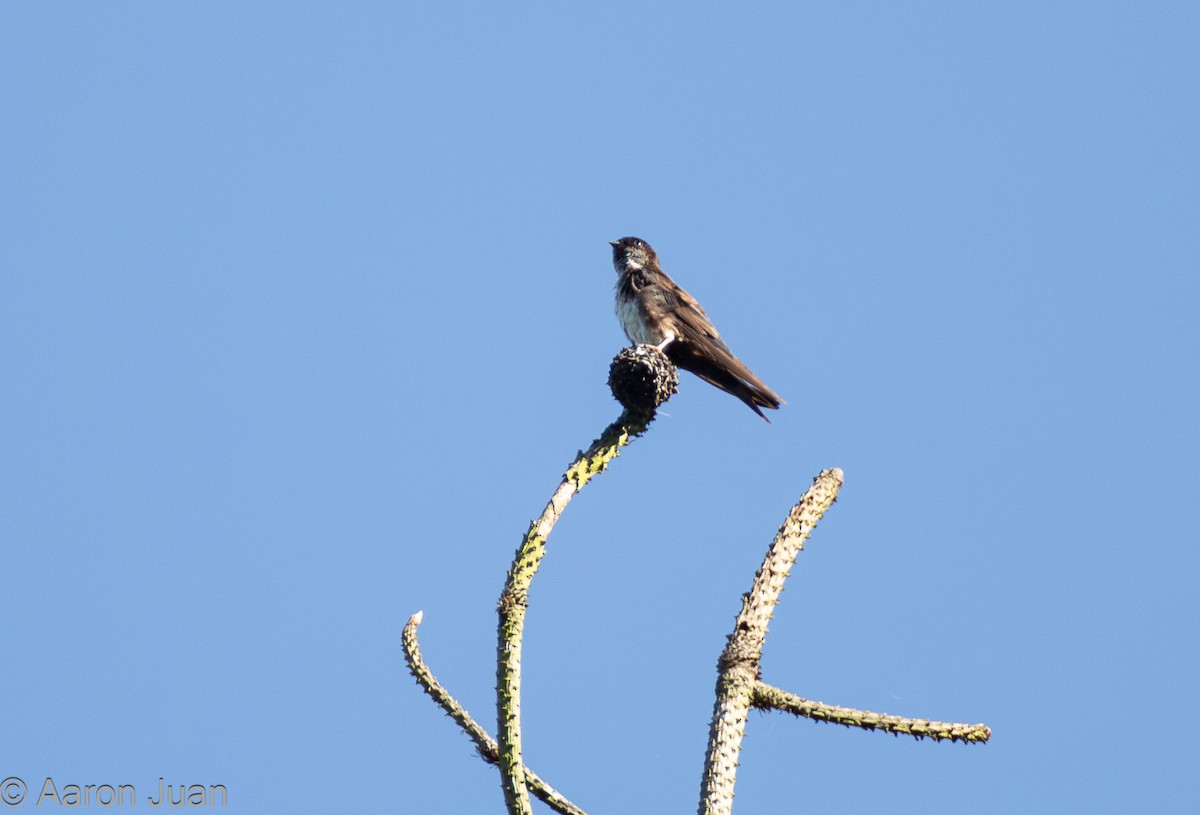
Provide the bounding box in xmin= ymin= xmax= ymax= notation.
xmin=610 ymin=237 xmax=783 ymax=421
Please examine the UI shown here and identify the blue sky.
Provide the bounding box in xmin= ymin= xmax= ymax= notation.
xmin=2 ymin=2 xmax=1197 ymax=812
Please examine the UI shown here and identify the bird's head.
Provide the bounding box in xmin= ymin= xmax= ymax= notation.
xmin=609 ymin=237 xmax=657 ymax=275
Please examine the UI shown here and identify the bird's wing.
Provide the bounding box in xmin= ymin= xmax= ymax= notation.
xmin=653 ymin=274 xmax=784 ymax=412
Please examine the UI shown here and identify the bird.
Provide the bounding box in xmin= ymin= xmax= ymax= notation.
xmin=610 ymin=236 xmax=783 ymax=421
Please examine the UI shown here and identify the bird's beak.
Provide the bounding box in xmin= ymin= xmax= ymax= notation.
xmin=608 ymin=240 xmax=619 ymax=247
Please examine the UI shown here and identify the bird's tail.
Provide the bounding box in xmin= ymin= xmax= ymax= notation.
xmin=669 ymin=345 xmax=783 ymax=421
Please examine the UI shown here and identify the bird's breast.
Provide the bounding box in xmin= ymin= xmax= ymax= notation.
xmin=615 ymin=293 xmax=661 ymax=345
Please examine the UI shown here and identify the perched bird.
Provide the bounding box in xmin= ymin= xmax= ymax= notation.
xmin=610 ymin=236 xmax=783 ymax=421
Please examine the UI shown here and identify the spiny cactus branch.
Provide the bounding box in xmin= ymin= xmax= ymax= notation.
xmin=753 ymin=681 xmax=992 ymax=743
xmin=495 ymin=347 xmax=673 ymax=815
xmin=700 ymin=467 xmax=845 ymax=815
xmin=402 ymin=612 xmax=590 ymax=815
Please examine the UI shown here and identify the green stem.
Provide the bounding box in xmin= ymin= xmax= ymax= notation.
xmin=496 ymin=408 xmax=653 ymax=815
xmin=752 ymin=682 xmax=991 ymax=743
xmin=401 ymin=612 xmax=591 ymax=815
